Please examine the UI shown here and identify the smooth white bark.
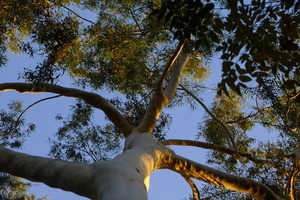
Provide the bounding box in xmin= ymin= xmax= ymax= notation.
xmin=0 ymin=146 xmax=95 ymax=198
xmin=0 ymin=132 xmax=284 ymax=200
xmin=93 ymin=133 xmax=173 ymax=199
xmin=0 ymin=133 xmax=174 ymax=200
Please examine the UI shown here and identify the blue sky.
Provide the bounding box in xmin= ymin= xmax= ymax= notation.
xmin=0 ymin=46 xmax=279 ymax=199
xmin=0 ymin=1 xmax=290 ymax=198
xmin=1 ymin=52 xmax=217 ymax=199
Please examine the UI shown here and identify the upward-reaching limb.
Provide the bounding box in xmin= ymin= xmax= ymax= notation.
xmin=134 ymin=39 xmax=189 ymax=133
xmin=0 ymin=146 xmax=95 ymax=199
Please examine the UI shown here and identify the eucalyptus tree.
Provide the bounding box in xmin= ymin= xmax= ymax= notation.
xmin=0 ymin=0 xmax=299 ymax=200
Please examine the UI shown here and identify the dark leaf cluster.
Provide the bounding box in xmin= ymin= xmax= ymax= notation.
xmin=22 ymin=16 xmax=80 ymax=83
xmin=150 ymin=0 xmax=222 ymax=56
xmin=0 ymin=101 xmax=35 ymax=149
xmin=216 ymin=0 xmax=300 ymax=95
xmin=151 ymin=0 xmax=215 ymax=40
xmin=0 ymin=173 xmax=34 ymax=200
xmin=251 ymin=77 xmax=300 ymax=136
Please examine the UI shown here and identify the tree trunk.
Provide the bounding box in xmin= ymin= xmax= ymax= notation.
xmin=0 ymin=133 xmax=174 ymax=200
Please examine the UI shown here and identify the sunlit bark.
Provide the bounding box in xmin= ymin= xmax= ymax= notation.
xmin=161 ymin=139 xmax=289 ymax=176
xmin=182 ymin=175 xmax=200 ymax=200
xmin=168 ymin=155 xmax=283 ymax=200
xmin=0 ymin=146 xmax=95 ymax=198
xmin=134 ymin=39 xmax=189 ymax=134
xmin=0 ymin=132 xmax=283 ymax=200
xmin=0 ymin=133 xmax=174 ymax=200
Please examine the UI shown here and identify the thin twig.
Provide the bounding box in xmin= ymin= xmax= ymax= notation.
xmin=61 ymin=5 xmax=96 ymax=25
xmin=178 ymin=84 xmax=236 ymax=149
xmin=116 ymin=0 xmax=143 ymax=32
xmin=290 ymin=91 xmax=300 ymax=100
xmin=226 ymin=106 xmax=272 ymax=125
xmin=10 ymin=95 xmax=62 ymax=135
xmin=16 ymin=95 xmax=62 ymax=123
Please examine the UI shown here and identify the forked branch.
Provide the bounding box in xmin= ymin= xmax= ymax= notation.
xmin=134 ymin=39 xmax=189 ymax=133
xmin=0 ymin=83 xmax=133 ymax=137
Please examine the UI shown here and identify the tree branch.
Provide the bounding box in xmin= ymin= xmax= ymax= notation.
xmin=225 ymin=106 xmax=272 ymax=125
xmin=60 ymin=5 xmax=96 ymax=25
xmin=182 ymin=175 xmax=200 ymax=200
xmin=16 ymin=95 xmax=62 ymax=123
xmin=166 ymin=154 xmax=283 ymax=200
xmin=286 ymin=164 xmax=298 ymax=200
xmin=134 ymin=39 xmax=188 ymax=133
xmin=178 ymin=84 xmax=236 ymax=149
xmin=161 ymin=139 xmax=289 ymax=176
xmin=0 ymin=83 xmax=133 ymax=137
xmin=0 ymin=146 xmax=95 ymax=199
xmin=296 ymin=149 xmax=300 ymax=168
xmin=116 ymin=0 xmax=143 ymax=32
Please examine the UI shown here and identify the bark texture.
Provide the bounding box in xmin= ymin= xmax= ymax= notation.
xmin=0 ymin=133 xmax=174 ymax=200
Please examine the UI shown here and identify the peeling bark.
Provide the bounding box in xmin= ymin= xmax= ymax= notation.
xmin=182 ymin=176 xmax=200 ymax=200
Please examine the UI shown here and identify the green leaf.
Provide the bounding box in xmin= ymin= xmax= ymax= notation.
xmin=220 ymin=53 xmax=231 ymax=60
xmin=283 ymin=80 xmax=296 ymax=90
xmin=252 ymin=71 xmax=269 ymax=77
xmin=215 ymin=46 xmax=223 ymax=52
xmin=239 ymin=75 xmax=252 ymax=82
xmin=258 ymin=65 xmax=271 ymax=71
xmin=236 ymin=64 xmax=248 ymax=74
xmin=222 ymin=61 xmax=234 ymax=71
xmin=245 ymin=60 xmax=255 ymax=73
xmin=208 ymin=31 xmax=219 ymax=43
xmin=239 ymin=53 xmax=249 ymax=63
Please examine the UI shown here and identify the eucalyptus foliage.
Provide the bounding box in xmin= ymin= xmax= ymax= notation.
xmin=0 ymin=0 xmax=299 ymax=199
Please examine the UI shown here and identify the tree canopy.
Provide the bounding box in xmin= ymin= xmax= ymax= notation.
xmin=0 ymin=0 xmax=299 ymax=199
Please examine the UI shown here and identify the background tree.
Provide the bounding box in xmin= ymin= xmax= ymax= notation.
xmin=0 ymin=101 xmax=49 ymax=199
xmin=0 ymin=0 xmax=299 ymax=199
